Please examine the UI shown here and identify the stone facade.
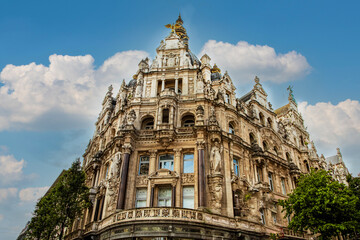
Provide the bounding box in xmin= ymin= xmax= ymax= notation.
xmin=65 ymin=15 xmax=349 ymax=240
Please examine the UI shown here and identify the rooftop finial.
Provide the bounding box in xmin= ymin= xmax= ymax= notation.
xmin=254 ymin=76 xmax=260 ymax=84
xmin=287 ymin=85 xmax=297 ymax=104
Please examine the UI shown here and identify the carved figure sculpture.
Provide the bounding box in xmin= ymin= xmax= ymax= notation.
xmin=127 ymin=110 xmax=136 ymax=125
xmin=211 ymin=141 xmax=223 ymax=174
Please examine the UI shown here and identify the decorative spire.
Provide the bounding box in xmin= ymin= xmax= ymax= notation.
xmin=287 ymin=85 xmax=297 ymax=105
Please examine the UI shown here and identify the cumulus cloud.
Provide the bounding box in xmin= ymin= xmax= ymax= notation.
xmin=200 ymin=40 xmax=311 ymax=84
xmin=19 ymin=186 xmax=49 ymax=202
xmin=0 ymin=50 xmax=148 ymax=131
xmin=299 ymin=99 xmax=360 ymax=174
xmin=0 ymin=188 xmax=18 ymax=202
xmin=0 ymin=155 xmax=25 ymax=185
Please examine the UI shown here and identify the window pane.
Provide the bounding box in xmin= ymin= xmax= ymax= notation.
xmin=159 ymin=154 xmax=174 ymax=170
xmin=183 ymin=186 xmax=194 ymax=209
xmin=139 ymin=156 xmax=149 ymax=175
xmin=158 ymin=188 xmax=172 ymax=207
xmin=136 ymin=188 xmax=147 ymax=208
xmin=183 ymin=154 xmax=194 ymax=173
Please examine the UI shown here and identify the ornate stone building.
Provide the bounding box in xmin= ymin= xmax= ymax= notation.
xmin=65 ymin=15 xmax=349 ymax=240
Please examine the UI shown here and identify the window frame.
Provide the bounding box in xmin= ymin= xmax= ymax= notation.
xmin=135 ymin=188 xmax=147 ymax=208
xmin=268 ymin=172 xmax=274 ymax=191
xmin=158 ymin=187 xmax=172 ymax=207
xmin=138 ymin=155 xmax=150 ymax=175
xmin=182 ymin=186 xmax=194 ymax=209
xmin=233 ymin=158 xmax=240 ymax=177
xmin=159 ymin=154 xmax=174 ymax=171
xmin=183 ymin=153 xmax=194 ymax=173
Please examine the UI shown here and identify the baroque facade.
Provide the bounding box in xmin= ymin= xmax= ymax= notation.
xmin=65 ymin=15 xmax=349 ymax=240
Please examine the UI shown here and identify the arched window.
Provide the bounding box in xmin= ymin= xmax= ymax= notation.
xmin=162 ymin=109 xmax=169 ymax=123
xmin=181 ymin=114 xmax=195 ymax=127
xmin=259 ymin=112 xmax=265 ymax=126
xmin=273 ymin=146 xmax=279 ymax=155
xmin=267 ymin=118 xmax=272 ymax=128
xmin=141 ymin=117 xmax=154 ymax=129
xmin=300 ymin=136 xmax=305 ymax=146
xmin=225 ymin=93 xmax=230 ymax=104
xmin=249 ymin=133 xmax=257 ymax=145
xmin=229 ymin=122 xmax=235 ymax=134
xmin=263 ymin=141 xmax=268 ymax=151
xmin=286 ymin=152 xmax=292 ymax=162
xmin=304 ymin=160 xmax=310 ymax=172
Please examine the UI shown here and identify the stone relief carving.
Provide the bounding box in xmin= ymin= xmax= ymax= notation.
xmin=204 ymin=81 xmax=215 ymax=100
xmin=208 ymin=175 xmax=223 ymax=213
xmin=208 ymin=106 xmax=219 ymax=126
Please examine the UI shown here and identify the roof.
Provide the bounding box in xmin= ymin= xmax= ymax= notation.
xmin=274 ymin=103 xmax=290 ymax=115
xmin=326 ymin=155 xmax=342 ymax=165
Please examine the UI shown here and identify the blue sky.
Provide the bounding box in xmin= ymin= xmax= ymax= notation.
xmin=0 ymin=1 xmax=359 ymax=239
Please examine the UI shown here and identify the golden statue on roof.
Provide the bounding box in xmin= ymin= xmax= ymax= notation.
xmin=165 ymin=14 xmax=189 ymax=47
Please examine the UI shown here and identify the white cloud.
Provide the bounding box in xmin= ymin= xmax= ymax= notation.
xmin=200 ymin=40 xmax=311 ymax=84
xmin=0 ymin=155 xmax=25 ymax=185
xmin=19 ymin=186 xmax=49 ymax=203
xmin=0 ymin=50 xmax=148 ymax=131
xmin=299 ymin=99 xmax=360 ymax=174
xmin=0 ymin=188 xmax=18 ymax=202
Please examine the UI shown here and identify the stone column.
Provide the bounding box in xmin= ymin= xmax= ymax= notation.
xmin=172 ymin=184 xmax=176 ymax=207
xmin=116 ymin=144 xmax=132 ymax=210
xmin=161 ymin=79 xmax=165 ymax=91
xmin=174 ymin=148 xmax=182 ymax=207
xmin=147 ymin=150 xmax=157 ymax=207
xmin=197 ymin=141 xmax=206 ymax=208
xmin=175 ymin=78 xmax=179 ymax=94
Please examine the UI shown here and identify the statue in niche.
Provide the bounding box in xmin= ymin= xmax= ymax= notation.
xmin=236 ymin=99 xmax=245 ymax=112
xmin=175 ymin=55 xmax=180 ymax=66
xmin=210 ymin=141 xmax=223 ymax=174
xmin=110 ymin=153 xmax=121 ymax=178
xmin=135 ymin=78 xmax=143 ymax=97
xmin=162 ymin=56 xmax=168 ymax=67
xmin=127 ymin=110 xmax=136 ymax=125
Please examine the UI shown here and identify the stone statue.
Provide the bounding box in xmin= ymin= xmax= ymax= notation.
xmin=110 ymin=153 xmax=121 ymax=178
xmin=175 ymin=55 xmax=179 ymax=66
xmin=211 ymin=141 xmax=223 ymax=174
xmin=135 ymin=78 xmax=143 ymax=97
xmin=127 ymin=110 xmax=136 ymax=125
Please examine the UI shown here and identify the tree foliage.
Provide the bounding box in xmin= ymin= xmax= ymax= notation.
xmin=279 ymin=169 xmax=359 ymax=240
xmin=26 ymin=159 xmax=91 ymax=240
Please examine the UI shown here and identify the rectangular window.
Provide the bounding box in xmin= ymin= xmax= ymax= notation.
xmin=158 ymin=187 xmax=172 ymax=207
xmin=233 ymin=159 xmax=240 ymax=177
xmin=268 ymin=172 xmax=274 ymax=191
xmin=272 ymin=212 xmax=277 ymax=224
xmin=105 ymin=164 xmax=109 ymax=179
xmin=138 ymin=156 xmax=150 ymax=175
xmin=135 ymin=188 xmax=147 ymax=208
xmin=260 ymin=209 xmax=266 ymax=224
xmin=281 ymin=178 xmax=287 ymax=195
xmin=256 ymin=166 xmax=262 ymax=182
xmin=159 ymin=154 xmax=174 ymax=171
xmin=182 ymin=186 xmax=194 ymax=209
xmin=183 ymin=154 xmax=194 ymax=173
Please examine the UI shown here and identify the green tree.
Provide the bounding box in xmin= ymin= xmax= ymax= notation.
xmin=26 ymin=159 xmax=91 ymax=240
xmin=279 ymin=169 xmax=359 ymax=240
